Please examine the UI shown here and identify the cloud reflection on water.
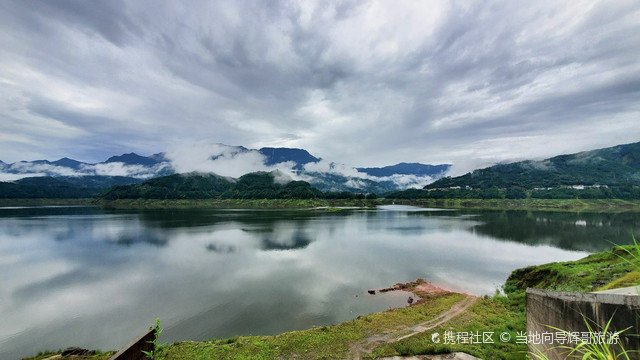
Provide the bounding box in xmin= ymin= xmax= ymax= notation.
xmin=1 ymin=206 xmax=635 ymax=359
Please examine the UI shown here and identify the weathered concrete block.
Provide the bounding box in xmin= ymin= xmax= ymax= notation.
xmin=107 ymin=328 xmax=155 ymax=360
xmin=526 ymin=288 xmax=640 ymax=360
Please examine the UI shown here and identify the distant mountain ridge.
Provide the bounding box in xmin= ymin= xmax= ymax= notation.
xmin=426 ymin=141 xmax=640 ymax=190
xmin=100 ymin=171 xmax=325 ymax=200
xmin=258 ymin=147 xmax=320 ymax=169
xmin=104 ymin=152 xmax=168 ymax=166
xmin=0 ymin=144 xmax=448 ymax=192
xmin=0 ymin=175 xmax=144 ymax=199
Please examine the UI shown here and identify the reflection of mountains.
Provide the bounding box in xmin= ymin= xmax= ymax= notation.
xmin=110 ymin=232 xmax=169 ymax=247
xmin=0 ymin=206 xmax=101 ymax=218
xmin=136 ymin=209 xmax=334 ymax=229
xmin=137 ymin=210 xmax=322 ymax=251
xmin=206 ymin=229 xmax=313 ymax=252
xmin=260 ymin=232 xmax=312 ymax=251
xmin=469 ymin=211 xmax=640 ymax=252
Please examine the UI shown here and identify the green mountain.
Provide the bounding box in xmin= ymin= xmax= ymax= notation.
xmin=100 ymin=171 xmax=325 ymax=200
xmin=0 ymin=176 xmax=143 ymax=198
xmin=427 ymin=142 xmax=640 ymax=190
xmin=1 ymin=177 xmax=95 ymax=199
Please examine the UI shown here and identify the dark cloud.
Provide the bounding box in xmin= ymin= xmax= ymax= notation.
xmin=0 ymin=0 xmax=639 ymax=169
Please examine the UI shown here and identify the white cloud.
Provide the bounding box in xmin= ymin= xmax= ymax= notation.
xmin=377 ymin=174 xmax=435 ymax=189
xmin=7 ymin=162 xmax=83 ymax=177
xmin=0 ymin=173 xmax=46 ymax=182
xmin=1 ymin=1 xmax=640 ymax=173
xmin=0 ymin=160 xmax=172 ymax=180
xmin=303 ymin=159 xmax=436 ymax=189
xmin=88 ymin=163 xmax=170 ymax=178
xmin=165 ymin=142 xmax=300 ymax=179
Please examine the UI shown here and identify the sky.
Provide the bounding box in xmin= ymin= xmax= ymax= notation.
xmin=1 ymin=0 xmax=640 ymax=174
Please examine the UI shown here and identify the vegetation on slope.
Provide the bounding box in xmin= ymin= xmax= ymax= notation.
xmin=424 ymin=141 xmax=640 ymax=194
xmin=0 ymin=176 xmax=142 ymax=199
xmin=386 ymin=198 xmax=640 ymax=212
xmin=98 ymin=171 xmax=381 ymax=201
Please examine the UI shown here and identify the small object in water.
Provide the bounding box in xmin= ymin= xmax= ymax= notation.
xmin=407 ymin=296 xmax=414 ymax=305
xmin=368 ymin=289 xmax=376 ymax=295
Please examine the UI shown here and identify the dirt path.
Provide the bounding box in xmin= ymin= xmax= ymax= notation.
xmin=348 ymin=294 xmax=477 ymax=359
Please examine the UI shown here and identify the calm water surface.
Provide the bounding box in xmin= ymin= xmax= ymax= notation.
xmin=1 ymin=205 xmax=638 ymax=359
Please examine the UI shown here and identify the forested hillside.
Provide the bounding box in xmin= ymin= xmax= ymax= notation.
xmin=0 ymin=176 xmax=142 ymax=198
xmin=427 ymin=142 xmax=640 ymax=189
xmin=100 ymin=171 xmax=329 ymax=200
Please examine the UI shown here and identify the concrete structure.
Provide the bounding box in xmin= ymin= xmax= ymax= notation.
xmin=526 ymin=288 xmax=640 ymax=359
xmin=107 ymin=327 xmax=155 ymax=360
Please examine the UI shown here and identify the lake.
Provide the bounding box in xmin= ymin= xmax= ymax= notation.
xmin=1 ymin=205 xmax=638 ymax=359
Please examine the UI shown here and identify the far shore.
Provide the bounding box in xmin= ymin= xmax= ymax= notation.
xmin=3 ymin=197 xmax=640 ymax=212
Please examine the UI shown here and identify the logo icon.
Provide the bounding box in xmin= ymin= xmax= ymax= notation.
xmin=431 ymin=332 xmax=440 ymax=343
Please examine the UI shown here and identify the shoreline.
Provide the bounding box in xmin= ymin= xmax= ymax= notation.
xmin=3 ymin=197 xmax=640 ymax=212
xmin=67 ymin=197 xmax=640 ymax=212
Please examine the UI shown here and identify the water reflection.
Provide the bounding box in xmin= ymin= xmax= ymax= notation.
xmin=467 ymin=210 xmax=639 ymax=252
xmin=0 ymin=206 xmax=638 ymax=360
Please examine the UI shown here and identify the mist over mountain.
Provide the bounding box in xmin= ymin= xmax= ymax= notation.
xmin=0 ymin=144 xmax=448 ymax=192
xmin=357 ymin=163 xmax=450 ymax=178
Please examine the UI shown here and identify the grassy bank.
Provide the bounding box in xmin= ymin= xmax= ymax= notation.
xmin=2 ymin=197 xmax=639 ymax=212
xmin=390 ymin=198 xmax=640 ymax=212
xmin=0 ymin=198 xmax=95 ymax=207
xmin=94 ymin=198 xmax=383 ymax=209
xmin=93 ymin=197 xmax=640 ymax=212
xmin=23 ymin=246 xmax=639 ymax=360
xmin=158 ymin=291 xmax=467 ymax=360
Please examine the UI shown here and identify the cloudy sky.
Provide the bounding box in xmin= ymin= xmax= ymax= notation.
xmin=1 ymin=0 xmax=639 ymax=173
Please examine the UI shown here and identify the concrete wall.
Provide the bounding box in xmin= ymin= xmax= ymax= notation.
xmin=526 ymin=288 xmax=640 ymax=359
xmin=107 ymin=328 xmax=155 ymax=360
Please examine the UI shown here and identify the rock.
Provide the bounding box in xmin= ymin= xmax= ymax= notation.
xmin=368 ymin=290 xmax=376 ymax=295
xmin=62 ymin=347 xmax=95 ymax=357
xmin=576 ymin=273 xmax=588 ymax=277
xmin=379 ymin=286 xmax=400 ymax=293
xmin=407 ymin=296 xmax=414 ymax=304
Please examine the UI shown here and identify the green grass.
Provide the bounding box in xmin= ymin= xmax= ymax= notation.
xmin=388 ymin=198 xmax=640 ymax=212
xmin=156 ymin=293 xmax=465 ymax=360
xmin=95 ymin=198 xmax=383 ymax=210
xmin=3 ymin=196 xmax=636 ymax=212
xmin=94 ymin=197 xmax=640 ymax=212
xmin=0 ymin=198 xmax=95 ymax=207
xmin=505 ymin=245 xmax=640 ymax=295
xmin=2 ymin=195 xmax=640 ymax=212
xmin=366 ymin=245 xmax=640 ymax=360
xmin=367 ymin=298 xmax=527 ymax=360
xmin=597 ymin=271 xmax=640 ymax=291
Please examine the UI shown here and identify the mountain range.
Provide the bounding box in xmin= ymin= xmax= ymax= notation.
xmin=5 ymin=141 xmax=639 ymax=200
xmin=0 ymin=144 xmax=451 ymax=193
xmin=426 ymin=141 xmax=640 ymax=190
